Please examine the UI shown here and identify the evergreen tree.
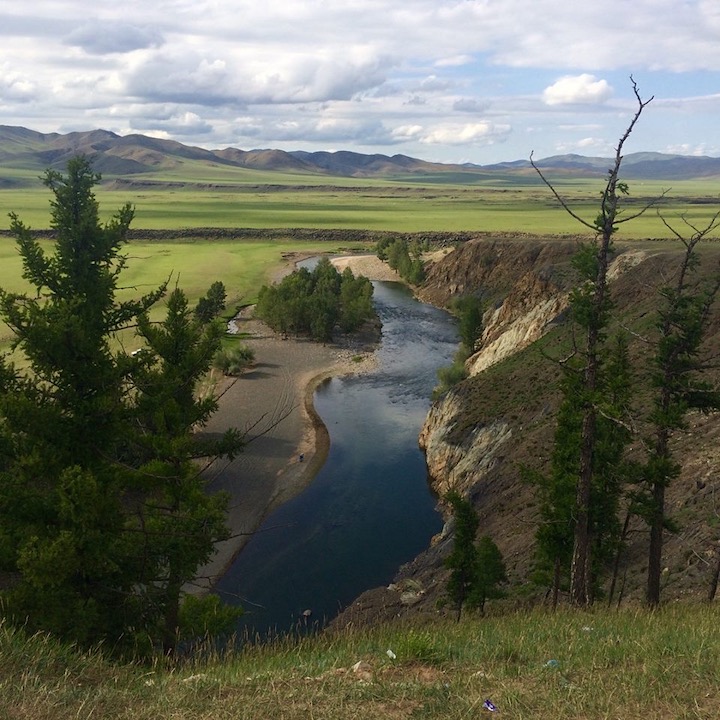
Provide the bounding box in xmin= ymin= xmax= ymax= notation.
xmin=639 ymin=219 xmax=720 ymax=606
xmin=131 ymin=288 xmax=243 ymax=652
xmin=0 ymin=158 xmax=240 ymax=654
xmin=531 ymin=80 xmax=654 ymax=605
xmin=445 ymin=491 xmax=480 ymax=622
xmin=195 ymin=280 xmax=227 ymax=323
xmin=0 ymin=156 xmax=165 ymax=645
xmin=528 ymin=333 xmax=633 ymax=606
xmin=470 ymin=536 xmax=507 ymax=614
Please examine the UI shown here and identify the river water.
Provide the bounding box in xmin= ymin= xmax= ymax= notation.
xmin=214 ymin=280 xmax=458 ymax=637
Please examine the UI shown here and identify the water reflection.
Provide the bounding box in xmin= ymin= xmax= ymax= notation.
xmin=215 ymin=281 xmax=458 ymax=636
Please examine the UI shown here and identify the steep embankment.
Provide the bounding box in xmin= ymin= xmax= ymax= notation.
xmin=334 ymin=237 xmax=720 ymax=626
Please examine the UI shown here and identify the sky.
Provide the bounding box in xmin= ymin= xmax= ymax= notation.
xmin=2 ymin=0 xmax=720 ymax=165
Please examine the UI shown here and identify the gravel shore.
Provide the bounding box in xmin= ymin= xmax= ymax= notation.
xmin=195 ymin=254 xmax=400 ymax=591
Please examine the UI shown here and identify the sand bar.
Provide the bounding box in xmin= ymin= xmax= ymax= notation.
xmin=194 ymin=254 xmax=400 ymax=591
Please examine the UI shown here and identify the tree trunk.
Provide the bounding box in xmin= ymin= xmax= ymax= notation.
xmin=608 ymin=510 xmax=631 ymax=606
xmin=646 ymin=478 xmax=666 ymax=607
xmin=570 ymin=358 xmax=599 ymax=606
xmin=708 ymin=548 xmax=720 ymax=602
xmin=552 ymin=555 xmax=561 ymax=610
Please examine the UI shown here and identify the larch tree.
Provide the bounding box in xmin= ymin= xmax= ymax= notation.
xmin=531 ymin=79 xmax=657 ymax=605
xmin=640 ymin=214 xmax=720 ymax=606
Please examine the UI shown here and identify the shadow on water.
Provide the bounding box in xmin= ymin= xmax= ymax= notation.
xmin=214 ymin=280 xmax=459 ymax=639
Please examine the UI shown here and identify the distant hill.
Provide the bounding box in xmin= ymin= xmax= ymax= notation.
xmin=488 ymin=152 xmax=720 ymax=180
xmin=2 ymin=125 xmax=720 ymax=183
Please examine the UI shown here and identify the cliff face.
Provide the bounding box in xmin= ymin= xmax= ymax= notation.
xmin=334 ymin=237 xmax=720 ymax=628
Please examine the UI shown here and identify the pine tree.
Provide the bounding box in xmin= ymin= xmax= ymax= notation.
xmin=445 ymin=491 xmax=480 ymax=621
xmin=0 ymin=157 xmax=241 ymax=654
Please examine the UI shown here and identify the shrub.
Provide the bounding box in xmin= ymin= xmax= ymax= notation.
xmin=214 ymin=345 xmax=255 ymax=376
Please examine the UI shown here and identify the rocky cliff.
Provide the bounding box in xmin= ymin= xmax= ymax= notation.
xmin=334 ymin=236 xmax=720 ymax=627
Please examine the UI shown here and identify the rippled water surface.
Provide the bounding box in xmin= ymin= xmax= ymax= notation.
xmin=215 ymin=280 xmax=458 ymax=636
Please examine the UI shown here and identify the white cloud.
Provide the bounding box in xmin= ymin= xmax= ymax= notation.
xmin=420 ymin=122 xmax=511 ymax=146
xmin=435 ymin=54 xmax=474 ymax=68
xmin=1 ymin=1 xmax=720 ymax=162
xmin=0 ymin=64 xmax=37 ymax=102
xmin=543 ymin=75 xmax=613 ymax=106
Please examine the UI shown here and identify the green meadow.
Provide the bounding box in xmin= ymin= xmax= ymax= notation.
xmin=1 ymin=165 xmax=718 ymax=353
xmin=0 ymin=237 xmax=370 ymax=354
xmin=2 ymin=170 xmax=719 ymax=237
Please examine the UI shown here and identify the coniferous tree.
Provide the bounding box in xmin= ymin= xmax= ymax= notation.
xmin=131 ymin=288 xmax=243 ymax=653
xmin=195 ymin=280 xmax=227 ymax=324
xmin=470 ymin=536 xmax=507 ymax=615
xmin=0 ymin=157 xmax=240 ymax=654
xmin=0 ymin=156 xmax=166 ymax=644
xmin=639 ymin=218 xmax=720 ymax=606
xmin=445 ymin=491 xmax=480 ymax=622
xmin=527 ymin=334 xmax=633 ymax=606
xmin=531 ymin=79 xmax=655 ymax=605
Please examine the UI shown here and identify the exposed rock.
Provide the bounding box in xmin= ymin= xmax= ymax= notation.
xmin=334 ymin=237 xmax=720 ymax=628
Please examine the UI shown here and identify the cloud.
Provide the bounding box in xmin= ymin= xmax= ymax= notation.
xmin=2 ymin=1 xmax=720 ymax=163
xmin=453 ymin=98 xmax=490 ymax=114
xmin=420 ymin=122 xmax=511 ymax=146
xmin=126 ymin=48 xmax=390 ymax=106
xmin=543 ymin=75 xmax=613 ymax=106
xmin=64 ymin=21 xmax=164 ymax=55
xmin=435 ymin=54 xmax=474 ymax=68
xmin=0 ymin=64 xmax=37 ymax=102
xmin=131 ymin=111 xmax=213 ymax=136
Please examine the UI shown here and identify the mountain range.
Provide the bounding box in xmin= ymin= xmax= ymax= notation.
xmin=2 ymin=124 xmax=720 ymax=183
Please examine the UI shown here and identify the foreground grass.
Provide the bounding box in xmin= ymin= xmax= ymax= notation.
xmin=3 ymin=605 xmax=719 ymax=719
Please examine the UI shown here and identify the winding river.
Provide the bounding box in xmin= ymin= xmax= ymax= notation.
xmin=214 ymin=280 xmax=458 ymax=636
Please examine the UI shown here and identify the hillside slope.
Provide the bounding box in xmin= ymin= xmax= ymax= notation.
xmin=2 ymin=125 xmax=719 ymax=183
xmin=335 ymin=237 xmax=720 ymax=625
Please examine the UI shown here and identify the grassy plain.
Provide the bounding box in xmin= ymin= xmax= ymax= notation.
xmin=2 ymin=166 xmax=718 ymax=353
xmin=0 ymin=237 xmax=371 ymax=352
xmin=2 ymin=171 xmax=719 ymax=237
xmin=3 ymin=604 xmax=719 ymax=719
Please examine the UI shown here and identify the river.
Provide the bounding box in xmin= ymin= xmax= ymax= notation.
xmin=214 ymin=280 xmax=458 ymax=637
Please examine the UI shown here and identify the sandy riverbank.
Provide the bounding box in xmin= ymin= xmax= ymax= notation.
xmin=194 ymin=254 xmax=401 ymax=591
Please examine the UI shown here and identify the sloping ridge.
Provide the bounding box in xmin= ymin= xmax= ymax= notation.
xmin=334 ymin=238 xmax=720 ymax=627
xmin=2 ymin=125 xmax=719 ymax=180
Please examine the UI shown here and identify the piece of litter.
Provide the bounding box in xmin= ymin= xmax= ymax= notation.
xmin=582 ymin=626 xmax=593 ymax=632
xmin=386 ymin=649 xmax=397 ymax=660
xmin=483 ymin=699 xmax=497 ymax=712
xmin=544 ymin=659 xmax=560 ymax=668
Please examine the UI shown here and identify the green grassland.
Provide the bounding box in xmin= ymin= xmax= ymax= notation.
xmin=2 ymin=170 xmax=719 ymax=237
xmin=4 ymin=604 xmax=719 ymax=719
xmin=0 ymin=236 xmax=371 ymax=354
xmin=1 ymin=166 xmax=717 ymax=355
